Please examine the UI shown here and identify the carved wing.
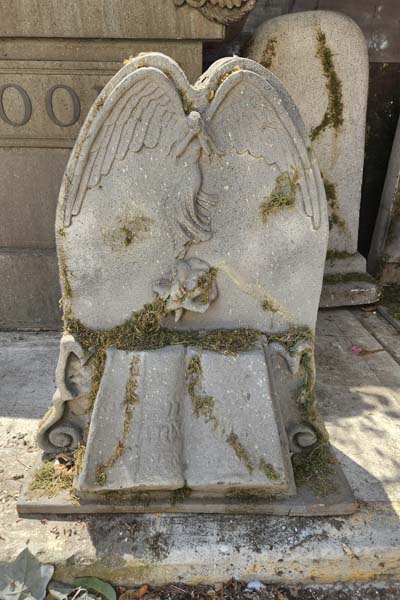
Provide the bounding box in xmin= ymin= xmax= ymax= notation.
xmin=63 ymin=68 xmax=190 ymax=226
xmin=204 ymin=68 xmax=324 ymax=229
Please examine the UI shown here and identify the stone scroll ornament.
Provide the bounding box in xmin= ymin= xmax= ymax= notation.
xmin=173 ymin=0 xmax=257 ymax=25
xmin=36 ymin=53 xmax=330 ymax=509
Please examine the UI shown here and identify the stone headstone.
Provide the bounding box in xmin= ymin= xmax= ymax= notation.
xmin=0 ymin=0 xmax=256 ymax=329
xmin=368 ymin=116 xmax=400 ymax=284
xmin=32 ymin=52 xmax=337 ymax=513
xmin=245 ymin=10 xmax=380 ymax=307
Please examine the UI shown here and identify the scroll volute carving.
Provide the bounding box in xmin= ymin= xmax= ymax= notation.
xmin=37 ymin=334 xmax=94 ymax=453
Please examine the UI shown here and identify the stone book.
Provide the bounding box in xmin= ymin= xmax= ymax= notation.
xmin=77 ymin=345 xmax=293 ymax=496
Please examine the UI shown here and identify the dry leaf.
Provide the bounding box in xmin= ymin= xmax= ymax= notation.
xmin=277 ymin=592 xmax=288 ymax=600
xmin=351 ymin=344 xmax=384 ymax=357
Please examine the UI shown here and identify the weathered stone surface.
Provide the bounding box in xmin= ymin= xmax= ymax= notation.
xmin=0 ymin=0 xmax=225 ymax=39
xmin=0 ymin=250 xmax=61 ymax=329
xmin=368 ymin=115 xmax=400 ymax=283
xmin=34 ymin=52 xmax=332 ymax=511
xmin=78 ymin=345 xmax=292 ymax=494
xmin=245 ymin=11 xmax=378 ymax=306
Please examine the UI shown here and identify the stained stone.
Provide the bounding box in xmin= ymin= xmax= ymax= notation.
xmin=368 ymin=115 xmax=400 ymax=283
xmin=32 ymin=52 xmax=339 ymax=512
xmin=245 ymin=10 xmax=380 ymax=307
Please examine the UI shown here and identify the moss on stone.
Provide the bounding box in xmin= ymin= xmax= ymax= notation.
xmin=297 ymin=350 xmax=318 ymax=424
xmin=59 ymin=249 xmax=72 ymax=299
xmin=292 ymin=439 xmax=335 ymax=497
xmin=381 ymin=284 xmax=400 ymax=321
xmin=225 ymin=488 xmax=274 ymax=502
xmin=261 ymin=298 xmax=279 ymax=313
xmin=65 ymin=296 xmax=261 ymax=356
xmin=260 ymin=37 xmax=277 ymax=69
xmin=226 ymin=432 xmax=254 ymax=473
xmin=323 ymin=272 xmax=376 ymax=285
xmin=259 ymin=170 xmax=299 ymax=223
xmin=268 ymin=326 xmax=314 ymax=354
xmin=186 ymin=354 xmax=218 ymax=429
xmin=259 ymin=458 xmax=280 ymax=481
xmin=197 ymin=267 xmax=217 ymax=305
xmin=326 ymin=249 xmax=354 ymax=260
xmin=169 ymin=484 xmax=192 ymax=505
xmin=310 ymin=28 xmax=344 ymax=141
xmin=322 ymin=175 xmax=346 ymax=232
xmin=217 ymin=65 xmax=242 ymax=86
xmin=30 ymin=460 xmax=74 ymax=498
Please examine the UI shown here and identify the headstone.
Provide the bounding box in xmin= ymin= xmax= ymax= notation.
xmin=368 ymin=116 xmax=400 ymax=283
xmin=245 ymin=10 xmax=380 ymax=307
xmin=25 ymin=52 xmax=353 ymax=514
xmin=0 ymin=0 xmax=255 ymax=329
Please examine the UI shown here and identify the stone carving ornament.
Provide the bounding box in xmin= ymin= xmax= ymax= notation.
xmin=31 ymin=53 xmax=340 ymax=513
xmin=173 ymin=0 xmax=257 ymax=24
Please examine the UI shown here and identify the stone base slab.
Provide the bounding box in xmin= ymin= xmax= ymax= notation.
xmin=18 ymin=450 xmax=356 ymax=516
xmin=320 ymin=280 xmax=380 ymax=308
xmin=320 ymin=251 xmax=381 ymax=308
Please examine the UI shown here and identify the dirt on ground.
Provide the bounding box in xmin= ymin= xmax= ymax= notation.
xmin=114 ymin=580 xmax=400 ymax=600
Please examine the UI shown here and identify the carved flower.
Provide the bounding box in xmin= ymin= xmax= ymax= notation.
xmin=153 ymin=258 xmax=218 ymax=322
xmin=173 ymin=0 xmax=256 ymax=24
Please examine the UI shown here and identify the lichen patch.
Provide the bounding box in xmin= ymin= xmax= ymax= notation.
xmin=259 ymin=170 xmax=299 ymax=223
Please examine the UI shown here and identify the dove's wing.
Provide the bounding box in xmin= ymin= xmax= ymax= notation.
xmin=204 ymin=68 xmax=325 ymax=229
xmin=63 ymin=67 xmax=189 ymax=226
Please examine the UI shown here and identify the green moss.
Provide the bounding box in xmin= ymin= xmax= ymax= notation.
xmin=292 ymin=440 xmax=335 ymax=497
xmin=268 ymin=326 xmax=314 ymax=354
xmin=261 ymin=298 xmax=279 ymax=313
xmin=197 ymin=267 xmax=217 ymax=305
xmin=95 ymin=467 xmax=107 ymax=486
xmin=30 ymin=460 xmax=74 ymax=498
xmin=323 ymin=272 xmax=376 ymax=285
xmin=297 ymin=350 xmax=318 ymax=424
xmin=73 ymin=443 xmax=86 ymax=475
xmin=170 ymin=484 xmax=192 ymax=505
xmin=65 ymin=296 xmax=261 ymax=356
xmin=57 ymin=227 xmax=66 ymax=237
xmin=225 ymin=488 xmax=274 ymax=502
xmin=179 ymin=89 xmax=193 ymax=114
xmin=381 ymin=284 xmax=400 ymax=321
xmin=260 ymin=37 xmax=277 ymax=69
xmin=310 ymin=28 xmax=344 ymax=141
xmin=59 ymin=249 xmax=72 ymax=300
xmin=322 ymin=175 xmax=346 ymax=232
xmin=86 ymin=348 xmax=107 ymax=413
xmin=259 ymin=170 xmax=299 ymax=223
xmin=186 ymin=354 xmax=218 ymax=429
xmin=226 ymin=432 xmax=254 ymax=473
xmin=326 ymin=249 xmax=354 ymax=260
xmin=259 ymin=458 xmax=280 ymax=481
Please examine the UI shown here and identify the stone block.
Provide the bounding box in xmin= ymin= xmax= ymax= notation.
xmin=0 ymin=250 xmax=61 ymax=329
xmin=245 ymin=11 xmax=379 ymax=306
xmin=368 ymin=115 xmax=400 ymax=284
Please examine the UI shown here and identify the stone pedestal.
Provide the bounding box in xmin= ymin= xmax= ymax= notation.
xmin=0 ymin=0 xmax=252 ymax=329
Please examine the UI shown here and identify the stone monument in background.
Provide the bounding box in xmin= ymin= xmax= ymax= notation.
xmin=0 ymin=0 xmax=255 ymax=329
xmin=369 ymin=115 xmax=400 ymax=285
xmin=20 ymin=53 xmax=355 ymax=515
xmin=245 ymin=10 xmax=380 ymax=307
